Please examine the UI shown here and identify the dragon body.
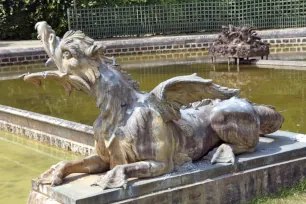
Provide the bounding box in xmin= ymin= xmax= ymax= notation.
xmin=23 ymin=22 xmax=284 ymax=191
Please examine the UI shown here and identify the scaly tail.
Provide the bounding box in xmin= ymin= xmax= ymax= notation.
xmin=252 ymin=104 xmax=284 ymax=135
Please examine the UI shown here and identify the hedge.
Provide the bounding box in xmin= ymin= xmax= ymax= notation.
xmin=0 ymin=0 xmax=194 ymax=40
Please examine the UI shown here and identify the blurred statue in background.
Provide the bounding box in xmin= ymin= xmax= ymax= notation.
xmin=209 ymin=25 xmax=270 ymax=65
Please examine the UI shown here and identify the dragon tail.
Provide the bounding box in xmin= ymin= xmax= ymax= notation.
xmin=252 ymin=104 xmax=284 ymax=135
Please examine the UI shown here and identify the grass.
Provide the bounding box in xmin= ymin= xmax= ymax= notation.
xmin=251 ymin=179 xmax=306 ymax=204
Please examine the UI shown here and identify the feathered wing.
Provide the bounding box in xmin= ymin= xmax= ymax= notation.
xmin=148 ymin=74 xmax=240 ymax=122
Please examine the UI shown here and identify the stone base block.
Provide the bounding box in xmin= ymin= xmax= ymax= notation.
xmin=28 ymin=131 xmax=306 ymax=204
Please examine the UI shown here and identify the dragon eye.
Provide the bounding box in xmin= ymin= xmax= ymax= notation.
xmin=63 ymin=51 xmax=72 ymax=59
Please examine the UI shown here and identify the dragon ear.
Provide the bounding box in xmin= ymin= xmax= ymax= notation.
xmin=85 ymin=44 xmax=105 ymax=58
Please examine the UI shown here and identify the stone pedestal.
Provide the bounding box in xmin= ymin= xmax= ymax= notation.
xmin=28 ymin=131 xmax=306 ymax=204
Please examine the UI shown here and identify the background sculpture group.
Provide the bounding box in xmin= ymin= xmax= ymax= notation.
xmin=209 ymin=24 xmax=270 ymax=65
xmin=22 ymin=22 xmax=283 ymax=191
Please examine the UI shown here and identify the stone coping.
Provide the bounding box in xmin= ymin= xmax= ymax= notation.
xmin=257 ymin=27 xmax=306 ymax=39
xmin=31 ymin=131 xmax=306 ymax=204
xmin=0 ymin=105 xmax=93 ymax=134
xmin=0 ymin=47 xmax=45 ymax=57
xmin=61 ymin=27 xmax=306 ymax=48
xmin=0 ymin=105 xmax=95 ymax=155
xmin=0 ymin=121 xmax=94 ymax=156
xmin=253 ymin=59 xmax=306 ymax=68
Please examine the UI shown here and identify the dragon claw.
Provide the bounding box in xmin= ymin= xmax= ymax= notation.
xmin=210 ymin=144 xmax=235 ymax=164
xmin=91 ymin=166 xmax=127 ymax=190
xmin=36 ymin=161 xmax=68 ymax=187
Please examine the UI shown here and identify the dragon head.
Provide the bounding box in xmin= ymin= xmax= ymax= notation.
xmin=22 ymin=21 xmax=105 ymax=95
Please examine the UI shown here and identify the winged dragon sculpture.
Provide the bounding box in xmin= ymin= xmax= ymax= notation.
xmin=22 ymin=22 xmax=284 ymax=190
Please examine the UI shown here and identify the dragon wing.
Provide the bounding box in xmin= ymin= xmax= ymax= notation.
xmin=147 ymin=74 xmax=240 ymax=122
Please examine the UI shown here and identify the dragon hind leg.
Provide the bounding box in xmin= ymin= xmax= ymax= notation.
xmin=209 ymin=104 xmax=260 ymax=164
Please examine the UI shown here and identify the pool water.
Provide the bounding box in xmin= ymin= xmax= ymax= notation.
xmin=0 ymin=130 xmax=81 ymax=204
xmin=0 ymin=58 xmax=306 ymax=203
xmin=0 ymin=62 xmax=305 ymax=134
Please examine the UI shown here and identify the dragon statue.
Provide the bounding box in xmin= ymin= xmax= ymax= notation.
xmin=208 ymin=25 xmax=270 ymax=65
xmin=22 ymin=22 xmax=284 ymax=191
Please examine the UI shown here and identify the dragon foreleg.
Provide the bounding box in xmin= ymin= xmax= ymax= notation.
xmin=37 ymin=155 xmax=109 ymax=186
xmin=92 ymin=160 xmax=173 ymax=189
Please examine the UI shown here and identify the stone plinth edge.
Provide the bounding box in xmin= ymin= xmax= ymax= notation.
xmin=28 ymin=191 xmax=61 ymax=204
xmin=118 ymin=156 xmax=306 ymax=204
xmin=27 ymin=131 xmax=306 ymax=204
xmin=28 ymin=155 xmax=306 ymax=204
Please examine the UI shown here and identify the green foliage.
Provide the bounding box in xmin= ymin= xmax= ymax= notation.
xmin=0 ymin=0 xmax=201 ymax=40
xmin=0 ymin=0 xmax=73 ymax=40
xmin=0 ymin=0 xmax=238 ymax=40
xmin=77 ymin=0 xmax=198 ymax=7
xmin=251 ymin=179 xmax=306 ymax=204
xmin=1 ymin=0 xmax=304 ymax=39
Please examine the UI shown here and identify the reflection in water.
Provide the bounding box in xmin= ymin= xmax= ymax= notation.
xmin=0 ymin=130 xmax=80 ymax=204
xmin=0 ymin=63 xmax=305 ymax=134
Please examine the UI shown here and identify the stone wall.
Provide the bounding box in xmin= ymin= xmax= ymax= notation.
xmin=1 ymin=49 xmax=306 ymax=80
xmin=1 ymin=27 xmax=306 ymax=66
xmin=0 ymin=48 xmax=48 ymax=66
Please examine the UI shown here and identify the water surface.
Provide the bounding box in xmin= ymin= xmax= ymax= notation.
xmin=0 ymin=63 xmax=305 ymax=133
xmin=0 ymin=56 xmax=306 ymax=203
xmin=0 ymin=130 xmax=81 ymax=204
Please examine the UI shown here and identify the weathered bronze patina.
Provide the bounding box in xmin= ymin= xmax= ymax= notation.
xmin=22 ymin=22 xmax=283 ymax=190
xmin=209 ymin=25 xmax=270 ymax=65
